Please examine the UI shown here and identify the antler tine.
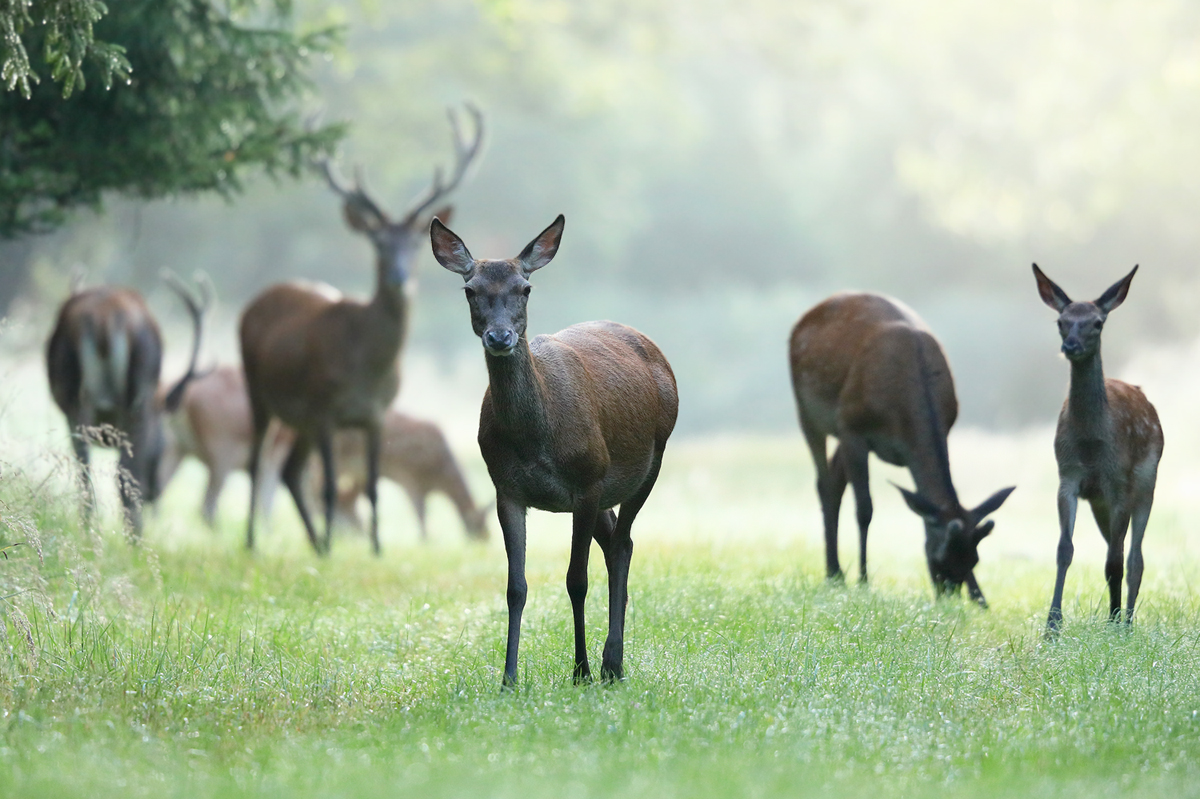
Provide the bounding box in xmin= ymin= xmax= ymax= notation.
xmin=317 ymin=157 xmax=354 ymax=199
xmin=400 ymin=103 xmax=485 ymax=226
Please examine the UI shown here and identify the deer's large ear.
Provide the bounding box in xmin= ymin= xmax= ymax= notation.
xmin=430 ymin=218 xmax=474 ymax=276
xmin=1033 ymin=264 xmax=1072 ymax=312
xmin=970 ymin=486 xmax=1015 ymax=524
xmin=1096 ymin=265 xmax=1138 ymax=314
xmin=342 ymin=197 xmax=387 ymax=234
xmin=516 ymin=214 xmax=565 ymax=275
xmin=896 ymin=484 xmax=940 ymax=523
xmin=430 ymin=205 xmax=454 ymax=227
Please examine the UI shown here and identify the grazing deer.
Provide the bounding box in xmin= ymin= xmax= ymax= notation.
xmin=318 ymin=409 xmax=491 ymax=542
xmin=789 ymin=293 xmax=1014 ymax=606
xmin=157 ymin=365 xmax=291 ymax=526
xmin=240 ymin=106 xmax=483 ymax=555
xmin=46 ymin=276 xmax=208 ymax=535
xmin=431 ymin=214 xmax=679 ymax=687
xmin=1033 ymin=265 xmax=1163 ymax=632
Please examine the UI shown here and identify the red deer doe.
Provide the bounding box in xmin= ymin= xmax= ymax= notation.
xmin=318 ymin=409 xmax=491 ymax=542
xmin=1032 ymin=265 xmax=1163 ymax=633
xmin=46 ymin=277 xmax=208 ymax=535
xmin=431 ymin=215 xmax=679 ymax=687
xmin=789 ymin=293 xmax=1014 ymax=605
xmin=240 ymin=106 xmax=483 ymax=555
xmin=157 ymin=365 xmax=291 ymax=526
xmin=157 ymin=366 xmax=489 ymax=541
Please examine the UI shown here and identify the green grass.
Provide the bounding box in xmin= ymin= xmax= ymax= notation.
xmin=3 ymin=445 xmax=1200 ymax=799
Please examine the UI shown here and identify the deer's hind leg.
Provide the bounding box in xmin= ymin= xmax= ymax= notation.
xmin=281 ymin=436 xmax=323 ymax=555
xmin=598 ymin=445 xmax=664 ymax=682
xmin=838 ymin=435 xmax=873 ymax=584
xmin=799 ymin=413 xmax=847 ymax=580
xmin=1125 ymin=474 xmax=1157 ymax=624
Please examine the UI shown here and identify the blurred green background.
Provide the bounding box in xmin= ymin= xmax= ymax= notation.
xmin=6 ymin=0 xmax=1200 ymax=434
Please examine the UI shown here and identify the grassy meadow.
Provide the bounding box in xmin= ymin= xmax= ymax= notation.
xmin=3 ymin=333 xmax=1200 ymax=798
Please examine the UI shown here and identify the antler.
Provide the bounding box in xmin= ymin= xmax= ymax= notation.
xmin=160 ymin=271 xmax=213 ymax=412
xmin=399 ymin=103 xmax=485 ymax=227
xmin=317 ymin=157 xmax=390 ymax=232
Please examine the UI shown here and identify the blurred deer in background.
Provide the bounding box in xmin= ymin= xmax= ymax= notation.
xmin=240 ymin=105 xmax=483 ymax=556
xmin=432 ymin=214 xmax=679 ymax=686
xmin=789 ymin=293 xmax=1014 ymax=606
xmin=1033 ymin=265 xmax=1163 ymax=633
xmin=46 ymin=275 xmax=209 ymax=536
xmin=158 ymin=367 xmax=488 ymax=542
xmin=157 ymin=365 xmax=291 ymax=526
xmin=317 ymin=409 xmax=491 ymax=542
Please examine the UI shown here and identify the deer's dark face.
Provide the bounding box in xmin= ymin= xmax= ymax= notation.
xmin=1056 ymin=303 xmax=1105 ymax=361
xmin=924 ymin=515 xmax=991 ymax=594
xmin=431 ymin=215 xmax=566 ymax=357
xmin=899 ymin=485 xmax=1014 ymax=598
xmin=464 ymin=261 xmax=532 ymax=357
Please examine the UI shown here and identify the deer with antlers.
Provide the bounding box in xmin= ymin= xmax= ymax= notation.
xmin=46 ymin=276 xmax=208 ymax=536
xmin=432 ymin=214 xmax=679 ymax=686
xmin=1033 ymin=265 xmax=1163 ymax=632
xmin=789 ymin=293 xmax=1015 ymax=605
xmin=240 ymin=105 xmax=484 ymax=555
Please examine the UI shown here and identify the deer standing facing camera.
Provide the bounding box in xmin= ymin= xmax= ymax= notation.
xmin=431 ymin=214 xmax=678 ymax=687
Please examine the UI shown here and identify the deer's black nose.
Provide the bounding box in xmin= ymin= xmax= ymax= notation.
xmin=1061 ymin=339 xmax=1083 ymax=357
xmin=484 ymin=329 xmax=516 ymax=354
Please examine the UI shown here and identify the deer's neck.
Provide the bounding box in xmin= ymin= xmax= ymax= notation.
xmin=484 ymin=340 xmax=550 ymax=440
xmin=1065 ymin=349 xmax=1110 ymax=438
xmin=366 ymin=280 xmax=409 ymax=361
xmin=906 ymin=338 xmax=959 ymax=510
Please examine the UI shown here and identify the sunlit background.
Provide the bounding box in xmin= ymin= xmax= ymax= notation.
xmin=3 ymin=0 xmax=1200 ymax=570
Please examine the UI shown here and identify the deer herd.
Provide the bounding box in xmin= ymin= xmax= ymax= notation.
xmin=39 ymin=106 xmax=1165 ymax=684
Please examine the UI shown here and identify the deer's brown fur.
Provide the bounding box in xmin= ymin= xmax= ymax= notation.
xmin=432 ymin=214 xmax=678 ymax=686
xmin=789 ymin=292 xmax=1014 ymax=605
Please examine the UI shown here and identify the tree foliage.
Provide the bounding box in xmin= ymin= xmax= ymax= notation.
xmin=0 ymin=0 xmax=343 ymax=238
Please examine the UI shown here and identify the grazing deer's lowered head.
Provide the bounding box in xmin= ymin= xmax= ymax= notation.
xmin=789 ymin=292 xmax=1014 ymax=606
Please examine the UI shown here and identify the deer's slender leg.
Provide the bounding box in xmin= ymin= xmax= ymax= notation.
xmin=364 ymin=424 xmax=382 ymax=556
xmin=1104 ymin=505 xmax=1131 ymax=622
xmin=1046 ymin=481 xmax=1080 ymax=635
xmin=800 ymin=418 xmax=845 ymax=580
xmin=964 ymin=572 xmax=988 ymax=609
xmin=317 ymin=430 xmax=337 ymax=555
xmin=839 ymin=436 xmax=873 ymax=584
xmin=281 ymin=436 xmax=323 ymax=555
xmin=69 ymin=424 xmax=96 ymax=527
xmin=201 ymin=463 xmax=229 ymax=528
xmin=245 ymin=399 xmax=271 ymax=551
xmin=1126 ymin=493 xmax=1153 ymax=624
xmin=567 ymin=494 xmax=601 ymax=684
xmin=600 ymin=446 xmax=663 ymax=682
xmin=497 ymin=495 xmax=528 ymax=689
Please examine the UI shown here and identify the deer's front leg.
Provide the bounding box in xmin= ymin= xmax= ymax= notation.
xmin=1046 ymin=480 xmax=1080 ymax=636
xmin=497 ymin=495 xmax=528 ymax=689
xmin=965 ymin=571 xmax=988 ymax=609
xmin=567 ymin=493 xmax=601 ymax=683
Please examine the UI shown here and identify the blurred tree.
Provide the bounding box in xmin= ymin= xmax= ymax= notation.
xmin=0 ymin=0 xmax=343 ymax=314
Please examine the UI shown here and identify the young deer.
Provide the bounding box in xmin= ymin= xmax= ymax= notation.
xmin=240 ymin=106 xmax=483 ymax=556
xmin=789 ymin=293 xmax=1014 ymax=606
xmin=320 ymin=409 xmax=491 ymax=542
xmin=46 ymin=276 xmax=208 ymax=535
xmin=431 ymin=215 xmax=678 ymax=686
xmin=1033 ymin=265 xmax=1163 ymax=632
xmin=157 ymin=365 xmax=291 ymax=526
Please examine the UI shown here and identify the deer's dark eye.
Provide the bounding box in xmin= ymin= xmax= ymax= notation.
xmin=522 ymin=285 xmax=532 ymax=297
xmin=464 ymin=286 xmax=476 ymax=300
